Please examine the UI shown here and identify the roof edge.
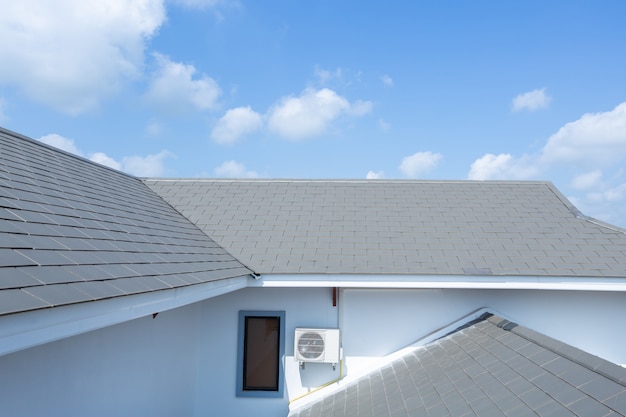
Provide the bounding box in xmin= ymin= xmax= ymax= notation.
xmin=144 ymin=177 xmax=555 ymax=185
xmin=0 ymin=275 xmax=250 ymax=357
xmin=545 ymin=182 xmax=626 ymax=234
xmin=288 ymin=307 xmax=504 ymax=410
xmin=488 ymin=315 xmax=626 ymax=385
xmin=251 ymin=274 xmax=626 ymax=289
xmin=0 ymin=126 xmax=140 ymax=181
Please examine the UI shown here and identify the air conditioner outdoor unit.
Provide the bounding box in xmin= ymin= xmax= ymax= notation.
xmin=294 ymin=328 xmax=340 ymax=367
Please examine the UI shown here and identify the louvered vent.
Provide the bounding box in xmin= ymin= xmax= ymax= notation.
xmin=294 ymin=328 xmax=340 ymax=364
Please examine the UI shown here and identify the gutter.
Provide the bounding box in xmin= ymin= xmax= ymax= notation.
xmin=0 ymin=276 xmax=250 ymax=357
xmin=248 ymin=274 xmax=626 ymax=291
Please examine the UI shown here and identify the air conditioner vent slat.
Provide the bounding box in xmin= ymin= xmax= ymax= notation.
xmin=294 ymin=328 xmax=340 ymax=364
xmin=297 ymin=332 xmax=325 ymax=358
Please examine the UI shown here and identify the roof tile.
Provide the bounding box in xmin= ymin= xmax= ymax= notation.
xmin=0 ymin=128 xmax=253 ymax=316
xmin=146 ymin=179 xmax=626 ymax=276
xmin=289 ymin=314 xmax=626 ymax=417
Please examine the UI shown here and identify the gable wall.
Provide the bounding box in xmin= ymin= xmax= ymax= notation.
xmin=341 ymin=288 xmax=626 ymax=375
xmin=0 ymin=287 xmax=339 ymax=417
xmin=192 ymin=287 xmax=339 ymax=416
xmin=2 ymin=286 xmax=625 ymax=417
xmin=0 ymin=302 xmax=200 ymax=417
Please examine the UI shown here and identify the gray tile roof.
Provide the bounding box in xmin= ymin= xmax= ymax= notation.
xmin=0 ymin=128 xmax=253 ymax=316
xmin=144 ymin=179 xmax=626 ymax=276
xmin=288 ymin=314 xmax=626 ymax=417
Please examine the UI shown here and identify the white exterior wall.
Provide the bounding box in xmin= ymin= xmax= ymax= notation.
xmin=2 ymin=286 xmax=626 ymax=417
xmin=0 ymin=302 xmax=200 ymax=417
xmin=340 ymin=288 xmax=626 ymax=375
xmin=0 ymin=287 xmax=340 ymax=417
xmin=193 ymin=287 xmax=340 ymax=416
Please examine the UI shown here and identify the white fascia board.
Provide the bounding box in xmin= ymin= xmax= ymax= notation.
xmin=249 ymin=274 xmax=626 ymax=291
xmin=0 ymin=276 xmax=250 ymax=357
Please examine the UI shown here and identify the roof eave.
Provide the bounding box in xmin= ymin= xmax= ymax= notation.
xmin=249 ymin=273 xmax=626 ymax=291
xmin=0 ymin=275 xmax=251 ymax=357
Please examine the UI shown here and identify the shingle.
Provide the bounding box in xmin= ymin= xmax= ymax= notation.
xmin=604 ymin=391 xmax=626 ymax=415
xmin=558 ymin=364 xmax=605 ymax=388
xmin=593 ymin=361 xmax=626 ymax=385
xmin=23 ymin=284 xmax=92 ymax=306
xmin=579 ymin=378 xmax=626 ymax=402
xmin=568 ymin=396 xmax=613 ymax=416
xmin=107 ymin=276 xmax=171 ymax=294
xmin=145 ymin=178 xmax=626 ymax=276
xmin=0 ymin=267 xmax=43 ymax=289
xmin=0 ymin=129 xmax=253 ymax=315
xmin=21 ymin=265 xmax=82 ymax=284
xmin=69 ymin=281 xmax=125 ymax=300
xmin=287 ymin=315 xmax=626 ymax=417
xmin=0 ymin=289 xmax=51 ymax=314
xmin=13 ymin=249 xmax=76 ymax=266
xmin=533 ymin=400 xmax=575 ymax=417
xmin=0 ymin=248 xmax=39 ymax=267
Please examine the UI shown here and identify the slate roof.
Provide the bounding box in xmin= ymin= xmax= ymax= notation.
xmin=288 ymin=314 xmax=626 ymax=417
xmin=0 ymin=128 xmax=253 ymax=316
xmin=144 ymin=179 xmax=626 ymax=276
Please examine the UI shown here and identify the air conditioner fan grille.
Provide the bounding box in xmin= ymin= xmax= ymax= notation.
xmin=297 ymin=332 xmax=325 ymax=359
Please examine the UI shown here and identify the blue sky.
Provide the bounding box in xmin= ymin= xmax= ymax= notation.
xmin=1 ymin=1 xmax=626 ymax=227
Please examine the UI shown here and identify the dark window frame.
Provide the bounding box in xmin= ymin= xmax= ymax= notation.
xmin=236 ymin=310 xmax=285 ymax=398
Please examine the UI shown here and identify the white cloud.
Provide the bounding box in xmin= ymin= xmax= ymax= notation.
xmin=468 ymin=154 xmax=512 ymax=180
xmin=569 ymin=179 xmax=626 ymax=227
xmin=470 ymin=102 xmax=626 ymax=181
xmin=604 ymin=183 xmax=626 ymax=202
xmin=512 ymin=88 xmax=551 ymax=112
xmin=366 ymin=171 xmax=384 ymax=179
xmin=170 ymin=0 xmax=224 ymax=7
xmin=381 ymin=75 xmax=393 ymax=87
xmin=541 ymin=102 xmax=626 ymax=165
xmin=90 ymin=152 xmax=123 ymax=171
xmin=378 ymin=119 xmax=390 ymax=132
xmin=267 ymin=88 xmax=370 ymax=140
xmin=169 ymin=0 xmax=238 ymax=17
xmin=0 ymin=0 xmax=165 ymax=114
xmin=39 ymin=134 xmax=83 ymax=156
xmin=145 ymin=120 xmax=164 ymax=137
xmin=122 ymin=151 xmax=173 ymax=177
xmin=314 ymin=67 xmax=343 ymax=85
xmin=145 ymin=53 xmax=221 ymax=113
xmin=570 ymin=170 xmax=603 ymax=191
xmin=211 ymin=106 xmax=263 ymax=144
xmin=467 ymin=153 xmax=539 ymax=181
xmin=349 ymin=100 xmax=374 ymax=116
xmin=467 ymin=102 xmax=626 ymax=227
xmin=214 ymin=160 xmax=259 ymax=178
xmin=37 ymin=133 xmax=172 ymax=176
xmin=399 ymin=151 xmax=443 ymax=178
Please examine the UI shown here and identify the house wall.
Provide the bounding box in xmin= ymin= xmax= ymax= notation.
xmin=340 ymin=288 xmax=626 ymax=375
xmin=0 ymin=287 xmax=340 ymax=417
xmin=0 ymin=302 xmax=200 ymax=417
xmin=193 ymin=286 xmax=626 ymax=413
xmin=193 ymin=287 xmax=339 ymax=416
xmin=2 ymin=286 xmax=625 ymax=417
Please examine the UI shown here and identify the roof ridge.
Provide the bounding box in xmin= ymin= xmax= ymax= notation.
xmin=145 ymin=177 xmax=554 ymax=185
xmin=487 ymin=315 xmax=626 ymax=386
xmin=0 ymin=126 xmax=140 ymax=181
xmin=544 ymin=181 xmax=626 ymax=235
xmin=289 ymin=313 xmax=626 ymax=417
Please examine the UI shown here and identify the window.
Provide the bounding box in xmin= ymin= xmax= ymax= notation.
xmin=236 ymin=311 xmax=285 ymax=397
